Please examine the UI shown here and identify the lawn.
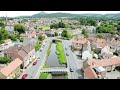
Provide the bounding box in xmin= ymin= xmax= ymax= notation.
xmin=39 ymin=73 xmax=52 ymax=79
xmin=56 ymin=42 xmax=67 ymax=64
xmin=37 ymin=26 xmax=50 ymax=31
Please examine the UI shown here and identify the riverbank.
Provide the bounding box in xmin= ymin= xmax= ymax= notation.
xmin=39 ymin=73 xmax=52 ymax=79
xmin=56 ymin=42 xmax=67 ymax=64
xmin=47 ymin=42 xmax=52 ymax=57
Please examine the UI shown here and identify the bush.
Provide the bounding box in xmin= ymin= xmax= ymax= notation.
xmin=35 ymin=43 xmax=41 ymax=51
xmin=97 ymin=34 xmax=103 ymax=39
xmin=0 ymin=57 xmax=12 ymax=64
xmin=55 ymin=32 xmax=58 ymax=36
xmin=19 ymin=38 xmax=24 ymax=42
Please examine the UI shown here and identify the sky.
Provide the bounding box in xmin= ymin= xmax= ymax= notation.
xmin=0 ymin=11 xmax=120 ymax=17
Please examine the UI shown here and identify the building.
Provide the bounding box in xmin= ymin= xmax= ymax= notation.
xmin=20 ymin=30 xmax=37 ymax=39
xmin=5 ymin=25 xmax=15 ymax=34
xmin=82 ymin=41 xmax=93 ymax=60
xmin=4 ymin=43 xmax=36 ymax=68
xmin=0 ymin=39 xmax=14 ymax=57
xmin=0 ymin=58 xmax=23 ymax=79
xmin=101 ymin=44 xmax=113 ymax=59
xmin=45 ymin=30 xmax=55 ymax=37
xmin=71 ymin=37 xmax=87 ymax=51
xmin=83 ymin=57 xmax=120 ymax=79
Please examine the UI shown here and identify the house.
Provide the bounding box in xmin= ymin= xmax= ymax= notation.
xmin=0 ymin=39 xmax=14 ymax=57
xmin=71 ymin=37 xmax=87 ymax=51
xmin=4 ymin=43 xmax=36 ymax=68
xmin=84 ymin=66 xmax=98 ymax=79
xmin=45 ymin=30 xmax=55 ymax=37
xmin=101 ymin=44 xmax=113 ymax=59
xmin=36 ymin=31 xmax=45 ymax=36
xmin=83 ymin=57 xmax=120 ymax=79
xmin=82 ymin=41 xmax=93 ymax=60
xmin=5 ymin=25 xmax=15 ymax=34
xmin=20 ymin=30 xmax=37 ymax=39
xmin=91 ymin=38 xmax=107 ymax=50
xmin=0 ymin=58 xmax=23 ymax=79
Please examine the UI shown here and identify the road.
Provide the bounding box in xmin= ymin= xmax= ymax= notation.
xmin=19 ymin=37 xmax=53 ymax=79
xmin=62 ymin=40 xmax=83 ymax=79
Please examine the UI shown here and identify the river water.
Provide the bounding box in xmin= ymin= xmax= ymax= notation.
xmin=45 ymin=43 xmax=67 ymax=79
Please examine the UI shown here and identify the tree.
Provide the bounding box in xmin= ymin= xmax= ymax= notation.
xmin=55 ymin=32 xmax=58 ymax=36
xmin=9 ymin=34 xmax=17 ymax=41
xmin=97 ymin=34 xmax=103 ymax=39
xmin=96 ymin=24 xmax=115 ymax=33
xmin=0 ymin=22 xmax=5 ymax=28
xmin=81 ymin=29 xmax=86 ymax=34
xmin=84 ymin=33 xmax=88 ymax=38
xmin=0 ymin=57 xmax=12 ymax=64
xmin=59 ymin=21 xmax=65 ymax=28
xmin=38 ymin=35 xmax=45 ymax=41
xmin=50 ymin=21 xmax=65 ymax=29
xmin=14 ymin=24 xmax=26 ymax=34
xmin=66 ymin=32 xmax=72 ymax=39
xmin=61 ymin=30 xmax=67 ymax=37
xmin=19 ymin=38 xmax=24 ymax=42
xmin=0 ymin=28 xmax=10 ymax=41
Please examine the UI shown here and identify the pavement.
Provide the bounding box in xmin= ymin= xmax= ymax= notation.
xmin=18 ymin=37 xmax=53 ymax=79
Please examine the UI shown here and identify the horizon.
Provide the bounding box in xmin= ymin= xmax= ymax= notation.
xmin=0 ymin=11 xmax=120 ymax=17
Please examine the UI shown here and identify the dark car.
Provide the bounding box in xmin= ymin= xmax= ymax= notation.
xmin=33 ymin=60 xmax=38 ymax=65
xmin=70 ymin=68 xmax=74 ymax=72
xmin=65 ymin=48 xmax=67 ymax=50
xmin=40 ymin=48 xmax=43 ymax=52
xmin=66 ymin=53 xmax=69 ymax=56
xmin=37 ymin=57 xmax=40 ymax=60
xmin=22 ymin=74 xmax=28 ymax=79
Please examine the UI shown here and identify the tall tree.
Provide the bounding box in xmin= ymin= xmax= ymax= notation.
xmin=14 ymin=24 xmax=26 ymax=34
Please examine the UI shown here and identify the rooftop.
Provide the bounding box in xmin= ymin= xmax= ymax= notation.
xmin=0 ymin=58 xmax=23 ymax=77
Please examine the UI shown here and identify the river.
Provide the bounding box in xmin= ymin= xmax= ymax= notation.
xmin=45 ymin=43 xmax=67 ymax=79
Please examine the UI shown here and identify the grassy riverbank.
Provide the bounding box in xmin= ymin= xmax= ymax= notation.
xmin=56 ymin=42 xmax=67 ymax=64
xmin=39 ymin=73 xmax=52 ymax=79
xmin=47 ymin=42 xmax=52 ymax=56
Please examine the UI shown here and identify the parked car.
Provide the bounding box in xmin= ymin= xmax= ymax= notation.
xmin=40 ymin=48 xmax=43 ymax=52
xmin=22 ymin=74 xmax=28 ymax=79
xmin=65 ymin=48 xmax=67 ymax=50
xmin=70 ymin=68 xmax=74 ymax=72
xmin=66 ymin=53 xmax=69 ymax=56
xmin=37 ymin=57 xmax=40 ymax=60
xmin=33 ymin=60 xmax=38 ymax=65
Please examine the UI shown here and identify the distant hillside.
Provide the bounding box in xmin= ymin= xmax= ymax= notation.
xmin=32 ymin=12 xmax=80 ymax=18
xmin=5 ymin=12 xmax=120 ymax=19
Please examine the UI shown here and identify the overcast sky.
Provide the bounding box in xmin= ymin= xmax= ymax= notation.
xmin=0 ymin=11 xmax=120 ymax=17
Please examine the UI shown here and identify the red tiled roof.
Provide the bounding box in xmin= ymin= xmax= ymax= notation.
xmin=73 ymin=38 xmax=87 ymax=45
xmin=0 ymin=58 xmax=23 ymax=77
xmin=84 ymin=66 xmax=98 ymax=79
xmin=87 ymin=57 xmax=120 ymax=68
